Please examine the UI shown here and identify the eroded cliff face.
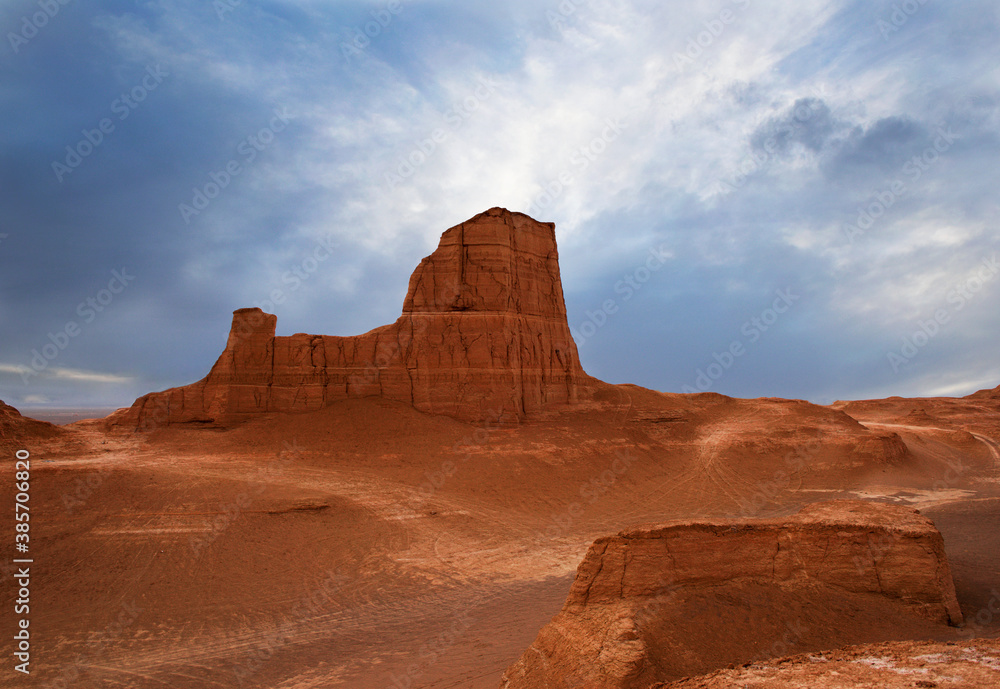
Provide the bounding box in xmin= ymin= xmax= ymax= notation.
xmin=500 ymin=500 xmax=963 ymax=689
xmin=109 ymin=208 xmax=593 ymax=428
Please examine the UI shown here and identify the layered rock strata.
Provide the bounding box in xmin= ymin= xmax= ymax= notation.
xmin=500 ymin=500 xmax=963 ymax=689
xmin=109 ymin=208 xmax=592 ymax=428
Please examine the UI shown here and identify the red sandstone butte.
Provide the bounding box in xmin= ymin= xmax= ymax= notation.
xmin=500 ymin=500 xmax=964 ymax=689
xmin=108 ymin=208 xmax=595 ymax=429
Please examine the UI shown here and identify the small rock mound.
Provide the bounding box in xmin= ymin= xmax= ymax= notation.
xmin=852 ymin=431 xmax=909 ymax=464
xmin=904 ymin=408 xmax=938 ymax=424
xmin=500 ymin=500 xmax=963 ymax=689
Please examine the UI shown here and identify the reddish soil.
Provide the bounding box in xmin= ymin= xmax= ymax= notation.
xmin=1 ymin=383 xmax=998 ymax=687
xmin=656 ymin=637 xmax=1000 ymax=688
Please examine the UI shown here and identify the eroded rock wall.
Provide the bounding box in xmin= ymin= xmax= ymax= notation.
xmin=500 ymin=500 xmax=963 ymax=689
xmin=110 ymin=208 xmax=592 ymax=428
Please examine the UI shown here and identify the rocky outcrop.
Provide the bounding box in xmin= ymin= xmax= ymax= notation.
xmin=850 ymin=432 xmax=909 ymax=464
xmin=108 ymin=208 xmax=593 ymax=428
xmin=0 ymin=399 xmax=59 ymax=445
xmin=500 ymin=500 xmax=963 ymax=689
xmin=1 ymin=399 xmax=20 ymax=422
xmin=968 ymin=384 xmax=1000 ymax=401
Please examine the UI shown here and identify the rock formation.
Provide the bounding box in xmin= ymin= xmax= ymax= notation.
xmin=1 ymin=399 xmax=21 ymax=424
xmin=968 ymin=383 xmax=1000 ymax=401
xmin=108 ymin=208 xmax=593 ymax=428
xmin=0 ymin=399 xmax=59 ymax=446
xmin=500 ymin=500 xmax=963 ymax=689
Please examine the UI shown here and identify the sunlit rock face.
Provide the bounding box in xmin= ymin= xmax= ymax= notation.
xmin=110 ymin=207 xmax=593 ymax=428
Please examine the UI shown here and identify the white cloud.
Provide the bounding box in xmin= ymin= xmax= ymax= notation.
xmin=49 ymin=368 xmax=135 ymax=384
xmin=0 ymin=364 xmax=135 ymax=385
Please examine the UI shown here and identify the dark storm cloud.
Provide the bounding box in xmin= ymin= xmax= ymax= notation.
xmin=750 ymin=98 xmax=843 ymax=156
xmin=825 ymin=116 xmax=927 ymax=175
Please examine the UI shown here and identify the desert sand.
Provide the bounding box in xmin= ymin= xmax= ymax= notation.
xmin=2 ymin=209 xmax=997 ymax=688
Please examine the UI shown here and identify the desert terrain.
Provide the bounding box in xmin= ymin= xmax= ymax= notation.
xmin=2 ymin=209 xmax=998 ymax=688
xmin=3 ymin=382 xmax=999 ymax=688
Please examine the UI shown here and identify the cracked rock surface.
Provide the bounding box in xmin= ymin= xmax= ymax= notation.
xmin=499 ymin=499 xmax=964 ymax=689
xmin=108 ymin=208 xmax=595 ymax=429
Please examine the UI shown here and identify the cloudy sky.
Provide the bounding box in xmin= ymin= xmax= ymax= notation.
xmin=2 ymin=0 xmax=998 ymax=412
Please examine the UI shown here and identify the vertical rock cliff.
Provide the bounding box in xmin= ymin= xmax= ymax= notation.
xmin=109 ymin=208 xmax=593 ymax=428
xmin=500 ymin=500 xmax=964 ymax=689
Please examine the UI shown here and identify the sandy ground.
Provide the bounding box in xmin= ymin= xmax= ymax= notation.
xmin=1 ymin=385 xmax=998 ymax=688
